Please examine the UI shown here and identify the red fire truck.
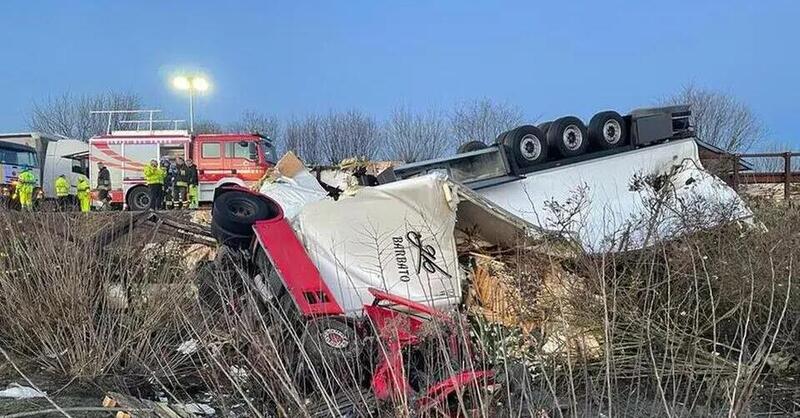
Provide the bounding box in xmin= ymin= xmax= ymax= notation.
xmin=88 ymin=110 xmax=276 ymax=210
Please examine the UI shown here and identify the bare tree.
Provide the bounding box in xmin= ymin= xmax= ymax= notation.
xmin=193 ymin=119 xmax=224 ymax=134
xmin=284 ymin=115 xmax=324 ymax=164
xmin=228 ymin=111 xmax=281 ymax=141
xmin=29 ymin=92 xmax=142 ymax=140
xmin=320 ymin=110 xmax=382 ymax=164
xmin=662 ymin=84 xmax=764 ymax=152
xmin=449 ymin=98 xmax=523 ymax=145
xmin=384 ymin=107 xmax=451 ymax=162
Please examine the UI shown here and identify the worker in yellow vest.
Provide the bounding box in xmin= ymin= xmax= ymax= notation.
xmin=76 ymin=176 xmax=91 ymax=213
xmin=143 ymin=159 xmax=166 ymax=211
xmin=55 ymin=175 xmax=71 ymax=211
xmin=17 ymin=168 xmax=36 ymax=211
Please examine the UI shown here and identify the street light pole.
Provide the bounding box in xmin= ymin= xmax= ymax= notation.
xmin=188 ymin=85 xmax=194 ymax=133
xmin=172 ymin=75 xmax=209 ymax=134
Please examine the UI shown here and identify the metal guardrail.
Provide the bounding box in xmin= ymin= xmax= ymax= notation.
xmin=727 ymin=152 xmax=800 ymax=201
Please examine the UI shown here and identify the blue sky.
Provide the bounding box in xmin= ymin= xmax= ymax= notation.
xmin=0 ymin=0 xmax=797 ymax=146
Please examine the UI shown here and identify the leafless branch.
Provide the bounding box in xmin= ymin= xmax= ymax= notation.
xmin=662 ymin=84 xmax=764 ymax=152
xmin=384 ymin=106 xmax=452 ymax=162
xmin=449 ymin=98 xmax=523 ymax=145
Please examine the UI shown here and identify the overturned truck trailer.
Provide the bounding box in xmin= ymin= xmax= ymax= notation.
xmin=394 ymin=105 xmax=753 ymax=251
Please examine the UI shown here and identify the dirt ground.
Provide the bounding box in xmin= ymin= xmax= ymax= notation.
xmin=0 ymin=354 xmax=109 ymax=417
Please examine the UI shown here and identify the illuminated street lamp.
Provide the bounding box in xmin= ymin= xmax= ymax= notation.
xmin=172 ymin=75 xmax=209 ymax=133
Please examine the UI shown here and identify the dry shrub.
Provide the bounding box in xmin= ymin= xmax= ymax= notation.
xmin=562 ymin=199 xmax=800 ymax=416
xmin=0 ymin=212 xmax=199 ymax=384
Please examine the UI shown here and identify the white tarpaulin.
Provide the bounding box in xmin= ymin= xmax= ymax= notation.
xmin=478 ymin=138 xmax=753 ymax=252
xmin=259 ymin=171 xmax=329 ymax=221
xmin=296 ymin=173 xmax=462 ymax=315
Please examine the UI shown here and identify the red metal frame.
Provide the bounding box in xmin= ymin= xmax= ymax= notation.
xmin=364 ymin=288 xmax=494 ymax=410
xmin=239 ymin=185 xmax=343 ymax=317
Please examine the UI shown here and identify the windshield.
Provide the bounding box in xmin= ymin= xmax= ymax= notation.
xmin=261 ymin=139 xmax=277 ymax=164
xmin=0 ymin=148 xmax=38 ymax=167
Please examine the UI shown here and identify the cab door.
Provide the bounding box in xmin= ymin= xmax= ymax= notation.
xmin=195 ymin=140 xmax=224 ymax=179
xmin=222 ymin=140 xmax=261 ymax=181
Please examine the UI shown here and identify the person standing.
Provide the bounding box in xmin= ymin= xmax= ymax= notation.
xmin=76 ymin=176 xmax=91 ymax=213
xmin=143 ymin=159 xmax=166 ymax=211
xmin=162 ymin=158 xmax=174 ymax=209
xmin=17 ymin=167 xmax=36 ymax=211
xmin=54 ymin=174 xmax=71 ymax=211
xmin=187 ymin=159 xmax=199 ymax=209
xmin=96 ymin=163 xmax=112 ymax=210
xmin=173 ymin=157 xmax=189 ymax=209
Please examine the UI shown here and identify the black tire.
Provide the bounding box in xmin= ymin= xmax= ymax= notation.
xmin=307 ymin=388 xmax=377 ymax=418
xmin=210 ymin=221 xmax=252 ymax=249
xmin=589 ymin=110 xmax=627 ymax=149
xmin=457 ymin=140 xmax=488 ymax=154
xmin=127 ymin=186 xmax=151 ymax=211
xmin=537 ymin=121 xmax=552 ymax=136
xmin=502 ymin=125 xmax=548 ymax=168
xmin=547 ymin=116 xmax=589 ymax=157
xmin=302 ymin=317 xmax=361 ymax=377
xmin=212 ymin=190 xmax=276 ymax=235
xmin=494 ymin=130 xmax=511 ymax=145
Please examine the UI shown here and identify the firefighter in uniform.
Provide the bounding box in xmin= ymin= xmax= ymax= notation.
xmin=173 ymin=157 xmax=190 ymax=209
xmin=96 ymin=163 xmax=112 ymax=210
xmin=187 ymin=159 xmax=199 ymax=209
xmin=55 ymin=174 xmax=71 ymax=211
xmin=76 ymin=176 xmax=91 ymax=213
xmin=162 ymin=158 xmax=174 ymax=209
xmin=17 ymin=168 xmax=36 ymax=211
xmin=143 ymin=159 xmax=166 ymax=211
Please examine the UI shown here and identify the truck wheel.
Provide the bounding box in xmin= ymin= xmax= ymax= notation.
xmin=307 ymin=388 xmax=377 ymax=418
xmin=589 ymin=111 xmax=627 ymax=149
xmin=127 ymin=186 xmax=151 ymax=211
xmin=212 ymin=190 xmax=276 ymax=235
xmin=494 ymin=130 xmax=511 ymax=145
xmin=503 ymin=125 xmax=548 ymax=168
xmin=457 ymin=140 xmax=488 ymax=153
xmin=537 ymin=121 xmax=552 ymax=135
xmin=210 ymin=221 xmax=253 ymax=249
xmin=548 ymin=116 xmax=589 ymax=157
xmin=302 ymin=317 xmax=360 ymax=377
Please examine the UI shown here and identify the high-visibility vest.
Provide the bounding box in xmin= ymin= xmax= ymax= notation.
xmin=76 ymin=177 xmax=90 ymax=194
xmin=55 ymin=177 xmax=70 ymax=197
xmin=17 ymin=170 xmax=35 ymax=189
xmin=143 ymin=165 xmax=166 ymax=185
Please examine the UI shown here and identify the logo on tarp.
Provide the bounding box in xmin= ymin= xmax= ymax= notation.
xmin=392 ymin=231 xmax=452 ymax=282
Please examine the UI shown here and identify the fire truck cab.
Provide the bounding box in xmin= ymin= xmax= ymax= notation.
xmin=88 ymin=110 xmax=276 ymax=210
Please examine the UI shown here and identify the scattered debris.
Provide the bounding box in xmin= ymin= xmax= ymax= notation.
xmin=104 ymin=391 xmax=211 ymax=418
xmin=177 ymin=339 xmax=199 ymax=355
xmin=0 ymin=384 xmax=46 ymax=399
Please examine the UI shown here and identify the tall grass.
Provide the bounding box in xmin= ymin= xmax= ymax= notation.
xmin=0 ymin=200 xmax=798 ymax=417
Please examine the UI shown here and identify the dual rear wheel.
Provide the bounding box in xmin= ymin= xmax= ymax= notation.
xmin=458 ymin=110 xmax=629 ymax=170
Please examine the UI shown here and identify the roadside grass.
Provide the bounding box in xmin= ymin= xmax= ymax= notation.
xmin=0 ymin=200 xmax=797 ymax=417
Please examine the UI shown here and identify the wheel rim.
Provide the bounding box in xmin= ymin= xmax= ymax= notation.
xmin=135 ymin=192 xmax=150 ymax=209
xmin=519 ymin=134 xmax=542 ymax=161
xmin=563 ymin=125 xmax=583 ymax=151
xmin=226 ymin=198 xmax=257 ymax=218
xmin=603 ymin=119 xmax=622 ymax=144
xmin=322 ymin=328 xmax=350 ymax=349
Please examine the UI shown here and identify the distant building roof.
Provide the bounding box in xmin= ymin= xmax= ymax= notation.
xmin=0 ymin=132 xmax=73 ymax=142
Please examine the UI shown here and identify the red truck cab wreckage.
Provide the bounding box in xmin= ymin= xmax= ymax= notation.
xmin=210 ymin=184 xmax=495 ymax=415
